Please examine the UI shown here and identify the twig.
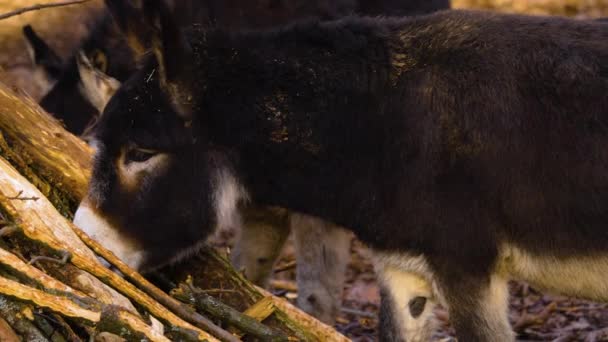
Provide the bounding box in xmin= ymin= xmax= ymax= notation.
xmin=50 ymin=313 xmax=83 ymax=342
xmin=340 ymin=307 xmax=376 ymax=319
xmin=6 ymin=191 xmax=38 ymax=201
xmin=254 ymin=285 xmax=350 ymax=342
xmin=269 ymin=279 xmax=298 ymax=292
xmin=202 ymin=289 xmax=238 ymax=295
xmin=513 ymin=302 xmax=557 ymax=332
xmin=172 ymin=280 xmax=287 ymax=341
xmin=31 ymin=310 xmax=68 ymax=341
xmin=29 ymin=250 xmax=71 ymax=266
xmin=97 ymin=305 xmax=170 ymax=342
xmin=0 ymin=246 xmax=88 ymax=299
xmin=0 ymin=0 xmax=91 ymax=21
xmin=0 ymin=276 xmax=170 ymax=341
xmin=232 ymin=297 xmax=276 ymax=338
xmin=72 ymin=225 xmax=235 ymax=342
xmin=273 ymin=260 xmax=296 ymax=274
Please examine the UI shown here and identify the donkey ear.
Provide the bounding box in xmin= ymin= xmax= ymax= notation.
xmin=22 ymin=25 xmax=63 ymax=81
xmin=142 ymin=0 xmax=196 ymax=117
xmin=105 ymin=0 xmax=195 ymax=118
xmin=103 ymin=0 xmax=151 ymax=57
xmin=77 ymin=51 xmax=121 ymax=112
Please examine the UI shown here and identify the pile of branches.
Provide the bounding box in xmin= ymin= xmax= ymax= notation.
xmin=0 ymin=81 xmax=347 ymax=341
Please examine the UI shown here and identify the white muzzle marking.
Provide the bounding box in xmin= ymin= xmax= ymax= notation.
xmin=73 ymin=200 xmax=146 ymax=270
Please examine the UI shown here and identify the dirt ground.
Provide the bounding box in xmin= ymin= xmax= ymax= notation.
xmin=1 ymin=0 xmax=608 ymax=341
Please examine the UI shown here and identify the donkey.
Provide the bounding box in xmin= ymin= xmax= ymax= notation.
xmin=28 ymin=0 xmax=449 ymax=324
xmin=74 ymin=1 xmax=608 ymax=340
xmin=23 ymin=20 xmax=134 ymax=135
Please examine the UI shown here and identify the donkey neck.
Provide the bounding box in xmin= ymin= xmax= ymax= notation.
xmin=200 ymin=18 xmax=400 ymax=228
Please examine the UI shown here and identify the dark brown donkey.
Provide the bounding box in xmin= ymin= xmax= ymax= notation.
xmin=74 ymin=1 xmax=608 ymax=340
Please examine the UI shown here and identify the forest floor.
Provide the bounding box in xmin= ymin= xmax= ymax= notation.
xmin=1 ymin=0 xmax=608 ymax=341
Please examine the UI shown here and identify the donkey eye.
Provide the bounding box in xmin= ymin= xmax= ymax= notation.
xmin=90 ymin=49 xmax=108 ymax=73
xmin=125 ymin=147 xmax=159 ymax=163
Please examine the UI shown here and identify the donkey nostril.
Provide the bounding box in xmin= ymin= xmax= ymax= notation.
xmin=257 ymin=257 xmax=268 ymax=265
xmin=408 ymin=296 xmax=427 ymax=318
xmin=307 ymin=294 xmax=317 ymax=304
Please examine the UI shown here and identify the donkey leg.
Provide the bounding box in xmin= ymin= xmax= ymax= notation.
xmin=374 ymin=254 xmax=437 ymax=342
xmin=231 ymin=207 xmax=291 ymax=287
xmin=439 ymin=273 xmax=514 ymax=342
xmin=292 ymin=213 xmax=352 ymax=324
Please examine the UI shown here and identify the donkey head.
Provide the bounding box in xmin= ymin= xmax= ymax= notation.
xmin=74 ymin=0 xmax=246 ymax=272
xmin=23 ymin=24 xmax=125 ymax=136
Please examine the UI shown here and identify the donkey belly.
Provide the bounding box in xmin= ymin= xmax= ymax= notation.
xmin=499 ymin=243 xmax=608 ymax=302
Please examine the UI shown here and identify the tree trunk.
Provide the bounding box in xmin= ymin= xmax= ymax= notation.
xmin=0 ymin=81 xmax=348 ymax=341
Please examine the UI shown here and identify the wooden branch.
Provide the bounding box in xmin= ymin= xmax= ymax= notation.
xmin=97 ymin=306 xmax=171 ymax=342
xmin=0 ymin=0 xmax=92 ymax=21
xmin=72 ymin=226 xmax=238 ymax=342
xmin=0 ymin=184 xmax=219 ymax=341
xmin=242 ymin=296 xmax=276 ymax=322
xmin=50 ymin=313 xmax=83 ymax=342
xmin=0 ymin=157 xmax=227 ymax=341
xmin=270 ymin=279 xmax=298 ymax=292
xmin=169 ymin=249 xmax=352 ymax=341
xmin=255 ymin=286 xmax=350 ymax=342
xmin=12 ymin=275 xmax=181 ymax=341
xmin=0 ymin=157 xmax=136 ymax=312
xmin=0 ymin=274 xmax=174 ymax=341
xmin=273 ymin=260 xmax=297 ymax=274
xmin=0 ymin=276 xmax=100 ymax=323
xmin=172 ymin=281 xmax=287 ymax=341
xmin=0 ymin=84 xmax=92 ymax=216
xmin=233 ymin=297 xmax=277 ymax=338
xmin=0 ymin=245 xmax=88 ymax=299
